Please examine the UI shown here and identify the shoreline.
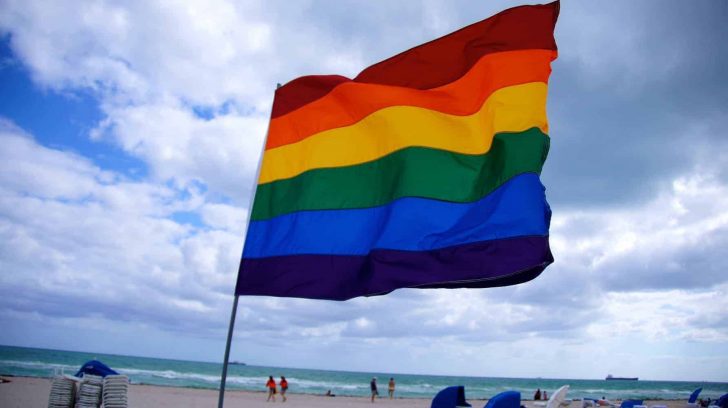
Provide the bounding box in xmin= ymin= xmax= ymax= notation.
xmin=0 ymin=375 xmax=692 ymax=408
xmin=0 ymin=373 xmax=697 ymax=400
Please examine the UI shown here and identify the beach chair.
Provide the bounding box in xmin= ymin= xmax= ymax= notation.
xmin=618 ymin=399 xmax=644 ymax=408
xmin=431 ymin=385 xmax=472 ymax=408
xmin=582 ymin=398 xmax=610 ymax=408
xmin=686 ymin=388 xmax=702 ymax=408
xmin=484 ymin=391 xmax=520 ymax=408
xmin=583 ymin=398 xmax=613 ymax=408
xmin=534 ymin=385 xmax=570 ymax=408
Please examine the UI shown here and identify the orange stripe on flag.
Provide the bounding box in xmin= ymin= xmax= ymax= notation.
xmin=267 ymin=50 xmax=556 ymax=150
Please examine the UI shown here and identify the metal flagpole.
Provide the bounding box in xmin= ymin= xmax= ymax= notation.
xmin=217 ymin=83 xmax=281 ymax=408
xmin=217 ymin=294 xmax=239 ymax=408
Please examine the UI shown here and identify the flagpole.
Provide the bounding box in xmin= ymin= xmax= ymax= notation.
xmin=217 ymin=84 xmax=281 ymax=408
xmin=217 ymin=294 xmax=239 ymax=408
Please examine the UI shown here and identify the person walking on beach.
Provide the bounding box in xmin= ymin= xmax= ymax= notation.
xmin=388 ymin=378 xmax=395 ymax=399
xmin=280 ymin=376 xmax=288 ymax=402
xmin=370 ymin=377 xmax=379 ymax=402
xmin=266 ymin=376 xmax=277 ymax=402
xmin=534 ymin=388 xmax=542 ymax=400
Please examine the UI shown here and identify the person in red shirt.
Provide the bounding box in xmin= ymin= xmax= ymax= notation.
xmin=280 ymin=376 xmax=288 ymax=402
xmin=266 ymin=376 xmax=277 ymax=402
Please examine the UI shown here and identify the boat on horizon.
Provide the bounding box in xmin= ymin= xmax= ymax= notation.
xmin=605 ymin=374 xmax=638 ymax=381
xmin=230 ymin=361 xmax=247 ymax=366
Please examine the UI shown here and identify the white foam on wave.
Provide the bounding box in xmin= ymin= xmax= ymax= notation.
xmin=0 ymin=359 xmax=77 ymax=372
xmin=283 ymin=377 xmax=362 ymax=391
xmin=396 ymin=384 xmax=441 ymax=393
xmin=225 ymin=376 xmax=275 ymax=387
xmin=117 ymin=367 xmax=221 ymax=383
xmin=115 ymin=367 xmax=272 ymax=388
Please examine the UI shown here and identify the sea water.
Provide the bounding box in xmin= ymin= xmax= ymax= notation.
xmin=1 ymin=345 xmax=725 ymax=400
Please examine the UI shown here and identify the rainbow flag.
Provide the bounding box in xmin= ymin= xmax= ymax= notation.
xmin=236 ymin=2 xmax=560 ymax=300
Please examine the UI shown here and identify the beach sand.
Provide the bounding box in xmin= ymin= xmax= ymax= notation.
xmin=0 ymin=376 xmax=686 ymax=408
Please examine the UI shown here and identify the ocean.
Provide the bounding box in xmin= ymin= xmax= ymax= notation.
xmin=1 ymin=345 xmax=725 ymax=400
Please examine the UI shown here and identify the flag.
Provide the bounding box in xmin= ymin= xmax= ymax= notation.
xmin=236 ymin=1 xmax=560 ymax=300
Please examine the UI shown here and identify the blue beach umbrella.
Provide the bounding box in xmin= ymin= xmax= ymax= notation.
xmin=75 ymin=360 xmax=119 ymax=378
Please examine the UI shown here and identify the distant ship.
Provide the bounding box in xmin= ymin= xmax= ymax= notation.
xmin=606 ymin=374 xmax=638 ymax=381
xmin=230 ymin=361 xmax=247 ymax=366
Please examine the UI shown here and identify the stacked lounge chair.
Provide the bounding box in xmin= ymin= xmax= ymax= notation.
xmin=48 ymin=376 xmax=76 ymax=408
xmin=102 ymin=375 xmax=129 ymax=408
xmin=74 ymin=374 xmax=103 ymax=408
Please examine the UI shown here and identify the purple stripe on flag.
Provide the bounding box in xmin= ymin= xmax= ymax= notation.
xmin=236 ymin=235 xmax=552 ymax=301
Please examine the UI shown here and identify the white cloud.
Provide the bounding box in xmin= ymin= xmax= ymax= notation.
xmin=0 ymin=0 xmax=273 ymax=107
xmin=0 ymin=119 xmax=108 ymax=200
xmin=557 ymin=2 xmax=681 ymax=92
xmin=91 ymin=102 xmax=266 ymax=203
xmin=594 ymin=288 xmax=728 ymax=343
xmin=550 ymin=171 xmax=728 ymax=292
xmin=0 ymin=121 xmax=240 ymax=335
xmin=200 ymin=202 xmax=248 ymax=232
xmin=1 ymin=0 xmax=728 ymax=382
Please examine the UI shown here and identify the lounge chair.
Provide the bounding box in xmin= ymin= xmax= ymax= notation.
xmin=582 ymin=399 xmax=597 ymax=408
xmin=618 ymin=399 xmax=643 ymax=408
xmin=431 ymin=386 xmax=472 ymax=408
xmin=484 ymin=391 xmax=521 ymax=408
xmin=583 ymin=398 xmax=611 ymax=408
xmin=534 ymin=385 xmax=570 ymax=408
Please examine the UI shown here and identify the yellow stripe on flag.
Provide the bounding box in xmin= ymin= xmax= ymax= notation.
xmin=259 ymin=82 xmax=549 ymax=184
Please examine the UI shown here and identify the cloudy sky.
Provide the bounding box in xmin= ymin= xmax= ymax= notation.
xmin=1 ymin=0 xmax=727 ymax=382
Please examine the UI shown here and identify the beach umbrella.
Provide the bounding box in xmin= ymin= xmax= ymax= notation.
xmin=75 ymin=360 xmax=119 ymax=378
